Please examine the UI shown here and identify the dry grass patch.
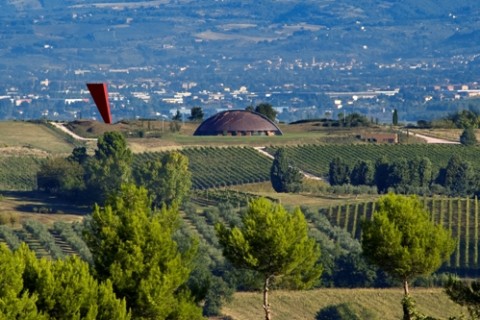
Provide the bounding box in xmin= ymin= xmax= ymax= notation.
xmin=222 ymin=288 xmax=467 ymax=320
xmin=0 ymin=121 xmax=74 ymax=155
xmin=410 ymin=129 xmax=462 ymax=142
xmin=229 ymin=182 xmax=379 ymax=210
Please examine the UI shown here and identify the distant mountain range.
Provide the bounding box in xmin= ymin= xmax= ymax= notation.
xmin=2 ymin=0 xmax=480 ymax=65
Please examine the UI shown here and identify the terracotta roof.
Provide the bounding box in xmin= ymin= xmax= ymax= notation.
xmin=193 ymin=110 xmax=282 ymax=136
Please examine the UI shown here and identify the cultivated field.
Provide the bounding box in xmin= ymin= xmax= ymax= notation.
xmin=319 ymin=197 xmax=480 ymax=276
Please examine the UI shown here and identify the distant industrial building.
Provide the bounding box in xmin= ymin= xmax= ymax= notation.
xmin=193 ymin=110 xmax=282 ymax=136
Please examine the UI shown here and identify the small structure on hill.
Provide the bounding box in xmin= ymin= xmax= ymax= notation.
xmin=86 ymin=83 xmax=112 ymax=124
xmin=193 ymin=110 xmax=283 ymax=136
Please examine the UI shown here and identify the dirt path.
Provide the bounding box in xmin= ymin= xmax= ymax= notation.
xmin=50 ymin=122 xmax=97 ymax=142
xmin=404 ymin=130 xmax=460 ymax=144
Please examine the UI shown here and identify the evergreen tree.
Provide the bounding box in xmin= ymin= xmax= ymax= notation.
xmin=189 ymin=107 xmax=204 ymax=121
xmin=270 ymin=148 xmax=303 ymax=193
xmin=329 ymin=156 xmax=350 ymax=186
xmin=392 ymin=109 xmax=399 ymax=125
xmin=417 ymin=157 xmax=433 ymax=188
xmin=85 ymin=131 xmax=133 ymax=203
xmin=216 ymin=198 xmax=322 ymax=320
xmin=388 ymin=158 xmax=410 ymax=193
xmin=0 ymin=244 xmax=45 ymax=320
xmin=134 ymin=151 xmax=192 ymax=208
xmin=245 ymin=105 xmax=254 ymax=112
xmin=374 ymin=156 xmax=391 ymax=193
xmin=172 ymin=110 xmax=182 ymax=121
xmin=350 ymin=160 xmax=374 ymax=186
xmin=37 ymin=157 xmax=85 ymax=197
xmin=443 ymin=154 xmax=475 ymax=196
xmin=362 ymin=194 xmax=455 ymax=320
xmin=399 ymin=157 xmax=433 ymax=193
xmin=21 ymin=246 xmax=130 ymax=320
xmin=68 ymin=146 xmax=89 ymax=165
xmin=254 ymin=103 xmax=277 ymax=121
xmin=0 ymin=243 xmax=130 ymax=320
xmin=460 ymin=127 xmax=477 ymax=146
xmin=83 ymin=184 xmax=202 ymax=320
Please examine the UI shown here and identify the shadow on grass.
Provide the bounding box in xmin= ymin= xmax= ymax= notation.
xmin=1 ymin=190 xmax=90 ymax=215
xmin=316 ymin=303 xmax=376 ymax=320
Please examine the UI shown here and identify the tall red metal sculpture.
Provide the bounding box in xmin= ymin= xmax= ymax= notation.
xmin=86 ymin=83 xmax=112 ymax=124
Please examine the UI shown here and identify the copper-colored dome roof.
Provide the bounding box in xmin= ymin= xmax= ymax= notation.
xmin=193 ymin=110 xmax=282 ymax=136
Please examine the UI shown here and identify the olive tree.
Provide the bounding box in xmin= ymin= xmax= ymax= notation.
xmin=362 ymin=194 xmax=455 ymax=320
xmin=216 ymin=198 xmax=322 ymax=320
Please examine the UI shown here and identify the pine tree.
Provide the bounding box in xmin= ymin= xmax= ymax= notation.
xmin=362 ymin=194 xmax=455 ymax=320
xmin=216 ymin=198 xmax=322 ymax=320
xmin=83 ymin=184 xmax=202 ymax=319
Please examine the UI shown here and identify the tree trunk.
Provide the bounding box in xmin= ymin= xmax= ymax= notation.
xmin=263 ymin=275 xmax=272 ymax=320
xmin=403 ymin=278 xmax=409 ymax=296
xmin=402 ymin=279 xmax=411 ymax=320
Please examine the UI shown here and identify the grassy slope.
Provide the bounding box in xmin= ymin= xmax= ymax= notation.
xmin=222 ymin=288 xmax=468 ymax=320
xmin=0 ymin=121 xmax=75 ymax=155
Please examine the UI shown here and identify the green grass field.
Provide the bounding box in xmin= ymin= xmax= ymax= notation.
xmin=222 ymin=288 xmax=467 ymax=320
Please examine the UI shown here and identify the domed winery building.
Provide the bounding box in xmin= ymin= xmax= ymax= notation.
xmin=193 ymin=110 xmax=283 ymax=136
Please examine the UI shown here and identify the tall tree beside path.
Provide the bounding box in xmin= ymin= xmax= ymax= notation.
xmin=270 ymin=148 xmax=303 ymax=193
xmin=85 ymin=131 xmax=133 ymax=203
xmin=216 ymin=198 xmax=322 ymax=320
xmin=361 ymin=194 xmax=455 ymax=320
xmin=83 ymin=184 xmax=203 ymax=320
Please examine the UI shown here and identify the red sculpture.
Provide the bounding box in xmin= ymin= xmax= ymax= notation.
xmin=86 ymin=83 xmax=112 ymax=124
